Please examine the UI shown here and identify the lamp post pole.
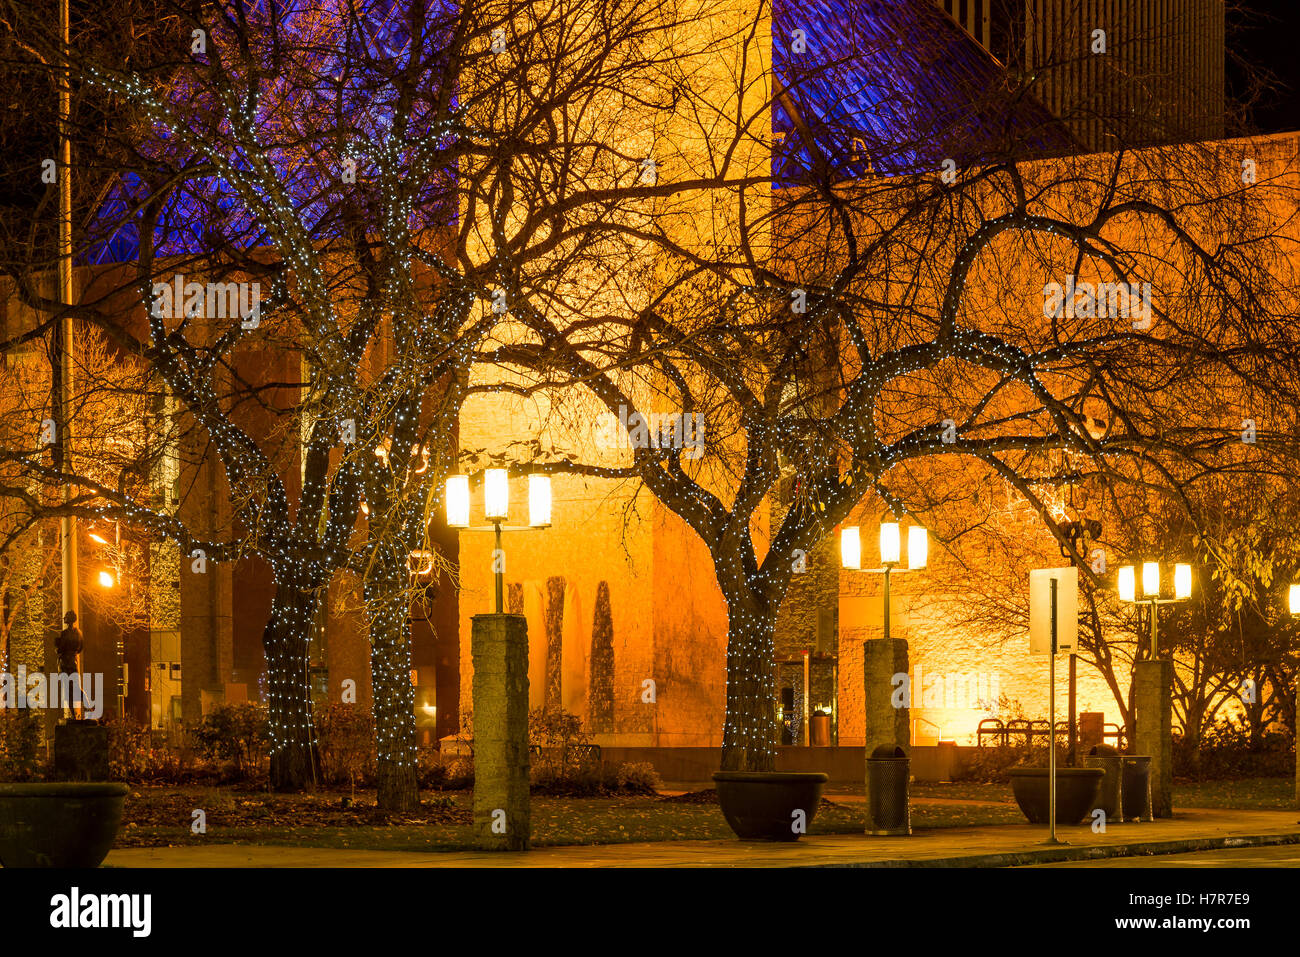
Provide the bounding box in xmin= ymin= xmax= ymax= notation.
xmin=493 ymin=520 xmax=504 ymax=614
xmin=882 ymin=563 xmax=893 ymax=640
xmin=58 ymin=0 xmax=79 ymax=649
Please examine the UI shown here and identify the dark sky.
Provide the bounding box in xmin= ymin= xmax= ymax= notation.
xmin=1228 ymin=0 xmax=1300 ymax=134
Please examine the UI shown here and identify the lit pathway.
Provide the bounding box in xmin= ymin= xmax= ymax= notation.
xmin=103 ymin=808 xmax=1300 ymax=868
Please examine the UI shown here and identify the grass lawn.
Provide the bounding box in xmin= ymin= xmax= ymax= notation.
xmin=114 ymin=786 xmax=1022 ymax=852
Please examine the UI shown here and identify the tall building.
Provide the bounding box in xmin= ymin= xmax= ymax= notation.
xmin=936 ymin=0 xmax=1226 ymax=150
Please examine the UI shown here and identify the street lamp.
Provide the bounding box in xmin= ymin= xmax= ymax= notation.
xmin=1289 ymin=583 xmax=1300 ymax=616
xmin=445 ymin=469 xmax=552 ymax=614
xmin=841 ymin=519 xmax=928 ymax=641
xmin=1117 ymin=560 xmax=1192 ymax=655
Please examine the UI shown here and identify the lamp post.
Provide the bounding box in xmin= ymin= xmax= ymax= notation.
xmin=1116 ymin=560 xmax=1193 ymax=655
xmin=449 ymin=468 xmax=551 ymax=851
xmin=840 ymin=520 xmax=928 ymax=640
xmin=445 ymin=469 xmax=552 ymax=613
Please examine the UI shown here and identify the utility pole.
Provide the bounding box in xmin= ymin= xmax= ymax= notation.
xmin=58 ymin=0 xmax=79 ymax=647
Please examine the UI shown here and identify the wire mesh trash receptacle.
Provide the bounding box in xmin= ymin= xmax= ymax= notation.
xmin=1085 ymin=745 xmax=1123 ymax=824
xmin=867 ymin=745 xmax=910 ymax=836
xmin=1121 ymin=756 xmax=1153 ymax=822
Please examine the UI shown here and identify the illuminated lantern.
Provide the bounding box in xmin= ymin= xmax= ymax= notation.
xmin=907 ymin=526 xmax=928 ymax=570
xmin=484 ymin=468 xmax=509 ymax=521
xmin=840 ymin=526 xmax=861 ymax=570
xmin=1117 ymin=565 xmax=1135 ymax=603
xmin=1142 ymin=561 xmax=1160 ymax=598
xmin=1290 ymin=583 xmax=1300 ymax=616
xmin=529 ymin=474 xmax=552 ymax=527
xmin=879 ymin=521 xmax=900 ymax=565
xmin=1174 ymin=564 xmax=1192 ymax=600
xmin=445 ymin=474 xmax=469 ymax=527
xmin=98 ymin=570 xmax=115 ymax=588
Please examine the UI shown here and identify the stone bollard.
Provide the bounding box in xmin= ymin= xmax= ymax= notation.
xmin=471 ymin=613 xmax=530 ymax=850
xmin=1134 ymin=659 xmax=1174 ymax=818
xmin=864 ymin=638 xmax=909 ymax=833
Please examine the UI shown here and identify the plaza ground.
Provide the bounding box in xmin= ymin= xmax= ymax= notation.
xmin=94 ymin=777 xmax=1300 ymax=868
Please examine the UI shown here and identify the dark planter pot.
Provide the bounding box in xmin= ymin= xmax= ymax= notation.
xmin=0 ymin=783 xmax=129 ymax=868
xmin=1008 ymin=768 xmax=1104 ymax=825
xmin=712 ymin=771 xmax=828 ymax=841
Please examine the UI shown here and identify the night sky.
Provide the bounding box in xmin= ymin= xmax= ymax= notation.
xmin=1229 ymin=0 xmax=1300 ymax=134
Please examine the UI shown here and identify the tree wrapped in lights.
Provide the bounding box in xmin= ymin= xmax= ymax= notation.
xmin=494 ymin=0 xmax=1300 ymax=772
xmin=2 ymin=0 xmax=764 ymax=803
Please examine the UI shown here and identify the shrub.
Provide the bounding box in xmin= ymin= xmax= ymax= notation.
xmin=316 ymin=704 xmax=376 ymax=788
xmin=614 ymin=761 xmax=662 ymax=794
xmin=1173 ymin=716 xmax=1294 ymax=780
xmin=0 ymin=710 xmax=43 ymax=782
xmin=190 ymin=704 xmax=268 ymax=778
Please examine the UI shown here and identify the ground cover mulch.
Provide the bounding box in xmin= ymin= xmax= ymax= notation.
xmin=116 ymin=785 xmax=471 ymax=846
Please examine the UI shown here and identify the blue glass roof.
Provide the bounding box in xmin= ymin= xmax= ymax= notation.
xmin=773 ymin=0 xmax=1076 ymax=183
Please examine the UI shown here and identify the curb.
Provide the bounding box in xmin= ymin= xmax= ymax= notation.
xmin=803 ymin=830 xmax=1300 ymax=868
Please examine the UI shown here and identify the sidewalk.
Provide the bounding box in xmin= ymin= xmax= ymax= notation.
xmin=104 ymin=807 xmax=1300 ymax=868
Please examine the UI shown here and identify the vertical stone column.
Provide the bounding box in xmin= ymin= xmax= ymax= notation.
xmin=472 ymin=613 xmax=530 ymax=850
xmin=864 ymin=638 xmax=909 ymax=832
xmin=1134 ymin=659 xmax=1173 ymax=818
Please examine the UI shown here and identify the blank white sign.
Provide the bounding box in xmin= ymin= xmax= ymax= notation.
xmin=1029 ymin=567 xmax=1078 ymax=654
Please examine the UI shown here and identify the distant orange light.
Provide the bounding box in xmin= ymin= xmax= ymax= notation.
xmin=97 ymin=570 xmax=116 ymax=588
xmin=88 ymin=532 xmax=109 ymax=545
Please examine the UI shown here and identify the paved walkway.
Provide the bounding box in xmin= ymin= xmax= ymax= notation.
xmin=104 ymin=808 xmax=1300 ymax=868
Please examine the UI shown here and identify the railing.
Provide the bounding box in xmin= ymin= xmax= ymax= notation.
xmin=975 ymin=717 xmax=1127 ymax=750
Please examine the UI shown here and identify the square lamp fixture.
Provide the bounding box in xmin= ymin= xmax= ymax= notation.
xmin=1141 ymin=561 xmax=1160 ymax=598
xmin=840 ymin=526 xmax=862 ymax=570
xmin=1117 ymin=565 xmax=1136 ymax=602
xmin=908 ymin=526 xmax=928 ymax=570
xmin=484 ymin=468 xmax=509 ymax=521
xmin=445 ymin=474 xmax=470 ymax=528
xmin=879 ymin=521 xmax=901 ymax=565
xmin=528 ymin=474 xmax=552 ymax=527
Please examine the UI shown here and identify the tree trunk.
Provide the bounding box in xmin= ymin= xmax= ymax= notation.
xmin=367 ymin=569 xmax=419 ymax=812
xmin=265 ymin=585 xmax=320 ymax=791
xmin=719 ymin=585 xmax=779 ymax=772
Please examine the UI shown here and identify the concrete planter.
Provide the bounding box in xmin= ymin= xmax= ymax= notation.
xmin=1008 ymin=768 xmax=1104 ymax=825
xmin=712 ymin=771 xmax=828 ymax=841
xmin=0 ymin=783 xmax=128 ymax=868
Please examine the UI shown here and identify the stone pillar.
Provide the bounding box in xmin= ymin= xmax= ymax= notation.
xmin=864 ymin=638 xmax=909 ymax=832
xmin=1134 ymin=659 xmax=1173 ymax=818
xmin=472 ymin=613 xmax=530 ymax=850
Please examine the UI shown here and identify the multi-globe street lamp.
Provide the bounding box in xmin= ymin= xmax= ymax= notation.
xmin=1116 ymin=560 xmax=1193 ymax=655
xmin=444 ymin=468 xmax=552 ymax=613
xmin=840 ymin=519 xmax=928 ymax=640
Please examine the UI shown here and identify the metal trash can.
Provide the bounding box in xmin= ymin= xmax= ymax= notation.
xmin=1121 ymin=756 xmax=1154 ymax=822
xmin=1084 ymin=744 xmax=1123 ymax=824
xmin=867 ymin=744 xmax=910 ymax=836
xmin=810 ymin=711 xmax=831 ymax=747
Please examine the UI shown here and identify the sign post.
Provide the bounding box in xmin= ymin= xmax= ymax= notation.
xmin=1030 ymin=568 xmax=1077 ymax=845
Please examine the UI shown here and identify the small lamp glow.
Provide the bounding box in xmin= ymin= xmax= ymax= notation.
xmin=879 ymin=521 xmax=901 ymax=565
xmin=445 ymin=474 xmax=469 ymax=527
xmin=907 ymin=526 xmax=928 ymax=570
xmin=1290 ymin=583 xmax=1300 ymax=615
xmin=484 ymin=468 xmax=509 ymax=521
xmin=1142 ymin=561 xmax=1160 ymax=598
xmin=840 ymin=526 xmax=861 ymax=570
xmin=1174 ymin=563 xmax=1192 ymax=600
xmin=97 ymin=570 xmax=115 ymax=589
xmin=1117 ymin=565 xmax=1135 ymax=602
xmin=528 ymin=474 xmax=552 ymax=527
